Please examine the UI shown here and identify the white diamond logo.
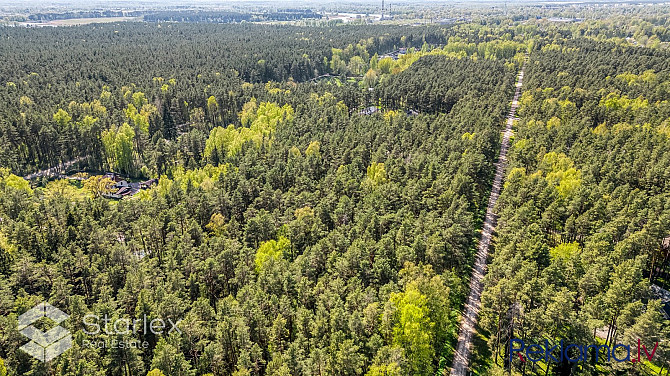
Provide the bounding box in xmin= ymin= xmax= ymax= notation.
xmin=18 ymin=302 xmax=72 ymax=362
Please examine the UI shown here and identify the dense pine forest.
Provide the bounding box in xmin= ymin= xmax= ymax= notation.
xmin=0 ymin=6 xmax=669 ymax=376
xmin=480 ymin=38 xmax=670 ymax=375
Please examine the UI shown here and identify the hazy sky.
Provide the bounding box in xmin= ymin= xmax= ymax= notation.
xmin=1 ymin=0 xmax=661 ymax=11
xmin=0 ymin=0 xmax=570 ymax=6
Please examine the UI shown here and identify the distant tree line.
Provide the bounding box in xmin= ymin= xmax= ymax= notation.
xmin=142 ymin=10 xmax=322 ymax=23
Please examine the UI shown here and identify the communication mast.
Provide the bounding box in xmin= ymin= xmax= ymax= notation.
xmin=381 ymin=0 xmax=391 ymax=21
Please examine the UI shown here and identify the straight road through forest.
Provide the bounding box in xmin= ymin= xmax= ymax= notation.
xmin=449 ymin=56 xmax=528 ymax=376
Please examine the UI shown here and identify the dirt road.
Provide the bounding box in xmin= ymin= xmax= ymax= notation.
xmin=449 ymin=57 xmax=527 ymax=376
xmin=23 ymin=156 xmax=86 ymax=180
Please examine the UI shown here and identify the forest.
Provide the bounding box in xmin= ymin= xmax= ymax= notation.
xmin=142 ymin=10 xmax=322 ymax=23
xmin=480 ymin=35 xmax=670 ymax=375
xmin=0 ymin=6 xmax=669 ymax=376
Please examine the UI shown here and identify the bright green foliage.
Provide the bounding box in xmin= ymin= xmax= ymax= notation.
xmin=388 ymin=283 xmax=434 ymax=375
xmin=365 ymin=362 xmax=402 ymax=376
xmin=20 ymin=95 xmax=33 ymax=106
xmin=540 ymin=152 xmax=582 ymax=198
xmin=84 ymin=99 xmax=108 ymax=116
xmin=329 ymin=49 xmax=347 ymax=74
xmin=207 ymin=95 xmax=218 ymax=120
xmin=378 ymin=58 xmax=394 ymax=75
xmin=0 ymin=357 xmax=6 ymax=376
xmin=482 ymin=36 xmax=670 ymax=375
xmin=294 ymin=206 xmax=314 ymax=221
xmin=369 ymin=53 xmax=379 ymax=70
xmin=239 ymin=97 xmax=258 ymax=126
xmin=546 ymin=116 xmax=561 ymax=129
xmin=615 ymin=70 xmax=658 ymax=85
xmin=102 ymin=123 xmax=136 ymax=173
xmin=137 ymin=164 xmax=230 ymax=200
xmin=549 ymin=242 xmax=580 ymax=261
xmin=43 ymin=179 xmax=85 ymax=201
xmin=79 ymin=115 xmax=98 ymax=130
xmin=362 ymin=162 xmax=387 ymax=189
xmin=540 ymin=152 xmax=573 ymax=172
xmin=132 ymin=91 xmax=148 ymax=109
xmin=592 ymin=122 xmax=608 ymax=135
xmin=204 ymin=125 xmax=243 ymax=160
xmin=288 ymin=146 xmax=301 ymax=157
xmin=0 ymin=232 xmax=16 ymax=255
xmin=100 ymin=90 xmax=112 ymax=105
xmin=205 ymin=101 xmax=294 ymax=160
xmin=146 ymin=370 xmax=165 ymax=376
xmin=553 ymin=168 xmax=581 ymax=198
xmin=125 ymin=103 xmax=157 ymax=133
xmin=250 ymin=101 xmax=294 ymax=135
xmin=171 ymin=164 xmax=229 ymax=191
xmin=265 ymin=82 xmax=290 ymax=96
xmin=83 ymin=176 xmax=115 ymax=198
xmin=255 ymin=236 xmax=290 ymax=273
xmin=4 ymin=16 xmax=669 ymax=376
xmin=363 ymin=69 xmax=378 ymax=88
xmin=206 ymin=213 xmax=227 ymax=236
xmin=600 ymin=93 xmax=649 ymax=112
xmin=147 ymin=176 xmax=175 ymax=199
xmin=0 ymin=168 xmax=32 ymax=194
xmin=348 ymin=55 xmax=366 ymax=75
xmin=305 ymin=141 xmax=320 ymax=157
xmin=364 ymin=39 xmax=527 ymax=80
xmin=382 ymin=263 xmax=453 ymax=376
xmin=53 ymin=108 xmax=72 ymax=127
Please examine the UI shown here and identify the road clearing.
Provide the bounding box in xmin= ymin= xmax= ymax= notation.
xmin=449 ymin=56 xmax=528 ymax=376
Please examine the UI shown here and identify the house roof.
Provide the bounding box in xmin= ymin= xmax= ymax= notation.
xmin=103 ymin=172 xmax=123 ymax=182
xmin=358 ymin=106 xmax=379 ymax=115
xmin=116 ymin=187 xmax=132 ymax=196
xmin=651 ymin=285 xmax=670 ymax=319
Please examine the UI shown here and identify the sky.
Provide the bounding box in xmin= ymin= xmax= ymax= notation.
xmin=0 ymin=0 xmax=605 ymax=6
xmin=1 ymin=0 xmax=663 ymax=11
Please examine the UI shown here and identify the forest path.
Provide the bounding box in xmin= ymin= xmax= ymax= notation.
xmin=23 ymin=156 xmax=87 ymax=180
xmin=448 ymin=56 xmax=528 ymax=376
